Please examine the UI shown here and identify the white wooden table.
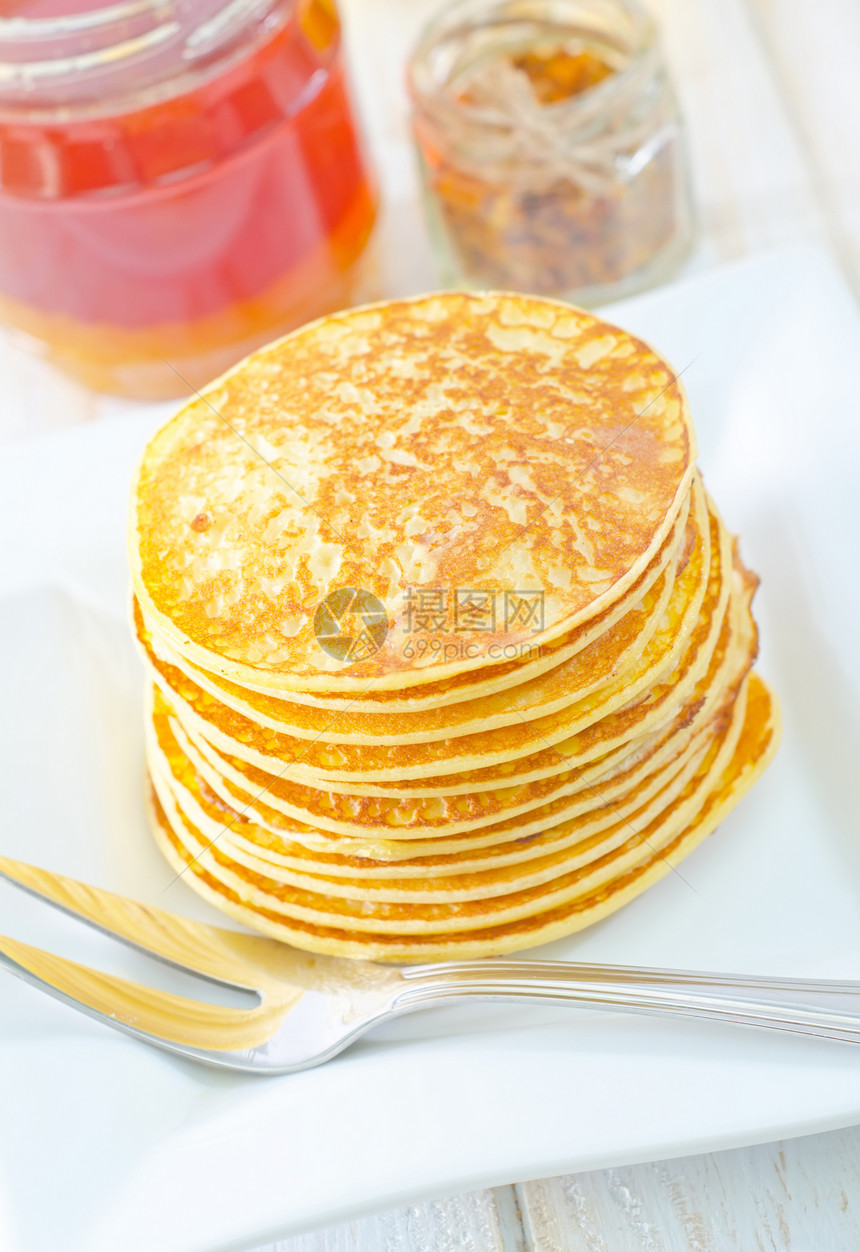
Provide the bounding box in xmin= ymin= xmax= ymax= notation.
xmin=2 ymin=0 xmax=859 ymax=1247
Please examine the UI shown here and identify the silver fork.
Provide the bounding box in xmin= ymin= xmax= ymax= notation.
xmin=2 ymin=853 xmax=860 ymax=1073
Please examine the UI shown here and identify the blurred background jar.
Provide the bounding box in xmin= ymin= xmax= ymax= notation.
xmin=0 ymin=0 xmax=376 ymax=399
xmin=408 ymin=0 xmax=693 ymax=307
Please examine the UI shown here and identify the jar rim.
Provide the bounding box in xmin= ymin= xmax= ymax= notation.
xmin=0 ymin=0 xmax=282 ymax=41
xmin=407 ymin=0 xmax=658 ymax=127
xmin=0 ymin=0 xmax=287 ymax=103
xmin=0 ymin=0 xmax=170 ymax=40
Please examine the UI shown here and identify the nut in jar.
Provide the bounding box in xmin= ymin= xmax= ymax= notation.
xmin=408 ymin=0 xmax=694 ymax=304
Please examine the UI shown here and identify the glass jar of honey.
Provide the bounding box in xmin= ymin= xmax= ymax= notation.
xmin=0 ymin=0 xmax=377 ymax=399
xmin=408 ymin=0 xmax=693 ymax=306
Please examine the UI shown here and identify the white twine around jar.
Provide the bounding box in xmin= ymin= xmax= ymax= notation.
xmin=415 ymin=42 xmax=670 ymax=197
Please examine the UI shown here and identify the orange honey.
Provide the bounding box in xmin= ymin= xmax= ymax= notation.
xmin=0 ymin=0 xmax=376 ymax=397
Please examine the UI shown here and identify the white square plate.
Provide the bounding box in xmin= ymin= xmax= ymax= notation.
xmin=1 ymin=245 xmax=859 ymax=1252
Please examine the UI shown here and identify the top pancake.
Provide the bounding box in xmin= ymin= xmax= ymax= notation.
xmin=130 ymin=292 xmax=696 ymax=693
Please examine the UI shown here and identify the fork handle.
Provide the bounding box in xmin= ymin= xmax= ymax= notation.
xmin=392 ymin=961 xmax=860 ymax=1045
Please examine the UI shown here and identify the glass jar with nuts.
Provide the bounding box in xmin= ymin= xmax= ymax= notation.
xmin=408 ymin=0 xmax=694 ymax=305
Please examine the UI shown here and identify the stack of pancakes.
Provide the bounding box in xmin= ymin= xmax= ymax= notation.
xmin=129 ymin=292 xmax=779 ymax=961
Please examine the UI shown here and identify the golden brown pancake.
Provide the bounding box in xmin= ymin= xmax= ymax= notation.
xmin=139 ymin=484 xmax=728 ymax=784
xmin=177 ymin=543 xmax=745 ymax=804
xmin=149 ymin=686 xmax=709 ymax=862
xmin=150 ymin=722 xmax=713 ymax=902
xmin=131 ymin=290 xmax=777 ymax=961
xmin=137 ymin=483 xmax=721 ymax=776
xmin=144 ymin=528 xmax=758 ymax=865
xmin=152 ymin=683 xmax=745 ymax=926
xmin=141 ymin=551 xmax=674 ymax=742
xmin=130 ymin=292 xmax=696 ymax=693
xmin=147 ymin=674 xmax=778 ymax=958
xmin=138 ymin=489 xmax=692 ymax=717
